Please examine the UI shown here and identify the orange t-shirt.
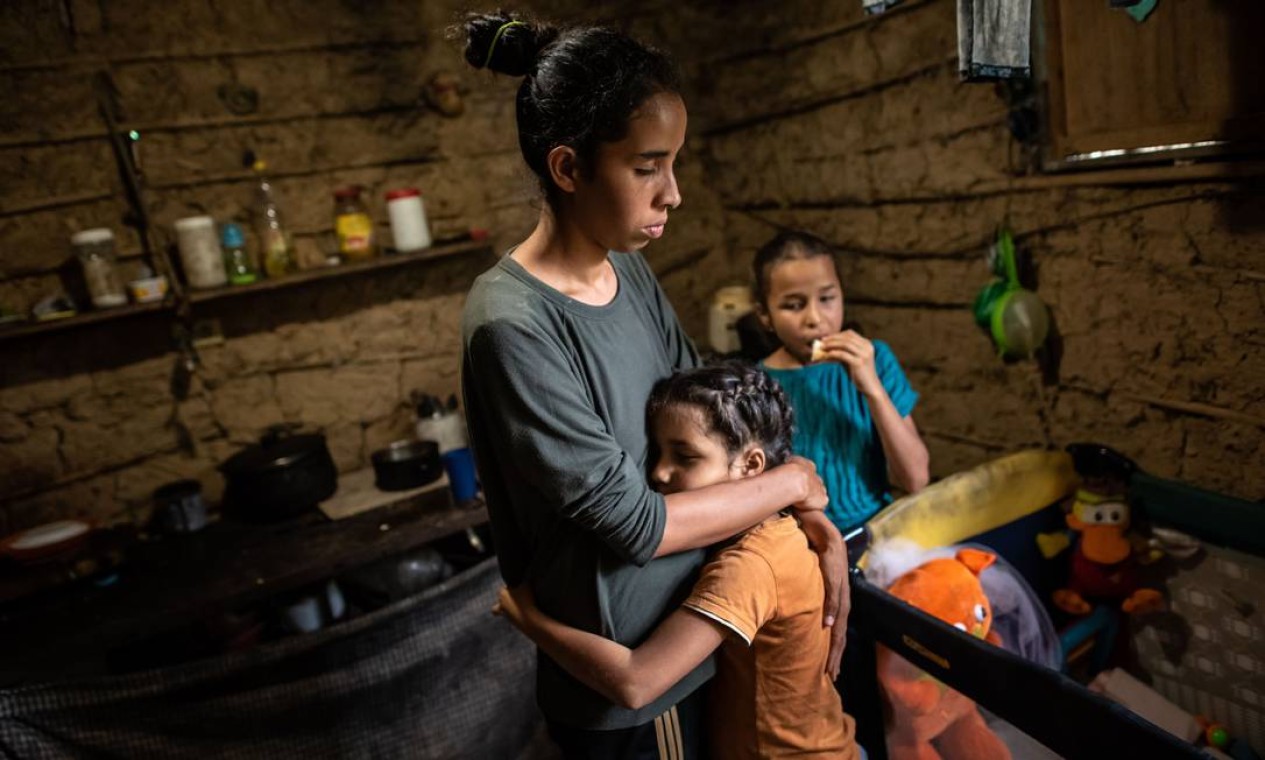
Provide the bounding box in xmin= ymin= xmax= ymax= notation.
xmin=684 ymin=515 xmax=859 ymax=759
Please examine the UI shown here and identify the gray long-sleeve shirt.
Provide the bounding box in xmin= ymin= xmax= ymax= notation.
xmin=461 ymin=251 xmax=712 ymax=729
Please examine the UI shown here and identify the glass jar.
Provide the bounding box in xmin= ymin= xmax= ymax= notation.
xmin=333 ymin=186 xmax=377 ymax=261
xmin=71 ymin=228 xmax=127 ymax=309
xmin=174 ymin=215 xmax=228 ymax=289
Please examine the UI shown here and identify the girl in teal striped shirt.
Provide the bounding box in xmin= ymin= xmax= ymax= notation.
xmin=755 ymin=231 xmax=931 ymax=534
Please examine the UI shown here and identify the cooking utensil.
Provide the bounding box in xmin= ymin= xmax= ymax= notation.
xmin=279 ymin=580 xmax=347 ymax=634
xmin=371 ymin=439 xmax=442 ymax=492
xmin=152 ymin=479 xmax=209 ymax=533
xmin=343 ymin=547 xmax=453 ymax=607
xmin=1 ymin=520 xmax=92 ymax=563
xmin=219 ymin=426 xmax=337 ymax=521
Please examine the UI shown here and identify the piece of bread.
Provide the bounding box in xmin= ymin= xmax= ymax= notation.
xmin=811 ymin=339 xmax=827 ymax=362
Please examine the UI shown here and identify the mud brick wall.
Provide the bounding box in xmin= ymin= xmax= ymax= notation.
xmin=0 ymin=0 xmax=730 ymax=532
xmin=627 ymin=0 xmax=1264 ymax=498
xmin=2 ymin=0 xmax=1261 ymax=534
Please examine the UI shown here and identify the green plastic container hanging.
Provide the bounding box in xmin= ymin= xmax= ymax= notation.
xmin=972 ymin=227 xmax=1050 ymax=359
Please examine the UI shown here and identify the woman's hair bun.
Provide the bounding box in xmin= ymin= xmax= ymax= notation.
xmin=463 ymin=11 xmax=556 ymax=77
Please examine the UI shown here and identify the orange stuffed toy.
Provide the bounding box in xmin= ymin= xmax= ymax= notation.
xmin=879 ymin=548 xmax=1012 ymax=760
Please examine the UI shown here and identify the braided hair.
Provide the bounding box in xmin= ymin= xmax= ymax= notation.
xmin=647 ymin=362 xmax=795 ymax=468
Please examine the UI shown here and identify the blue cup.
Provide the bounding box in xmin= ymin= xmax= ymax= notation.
xmin=442 ymin=447 xmax=479 ymax=503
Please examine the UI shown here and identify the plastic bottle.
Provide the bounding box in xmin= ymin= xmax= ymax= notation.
xmin=220 ymin=222 xmax=257 ymax=286
xmin=708 ymin=285 xmax=754 ymax=354
xmin=386 ymin=188 xmax=432 ymax=253
xmin=252 ymin=160 xmax=295 ymax=278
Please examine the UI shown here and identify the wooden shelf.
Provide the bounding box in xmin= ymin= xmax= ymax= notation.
xmin=0 ymin=237 xmax=494 ymax=345
xmin=0 ymin=299 xmax=173 ymax=343
xmin=188 ymin=238 xmax=494 ymax=305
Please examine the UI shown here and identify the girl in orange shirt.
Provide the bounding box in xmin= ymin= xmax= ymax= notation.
xmin=497 ymin=363 xmax=862 ymax=759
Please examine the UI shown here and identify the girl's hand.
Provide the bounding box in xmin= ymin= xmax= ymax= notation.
xmin=820 ymin=331 xmax=882 ymax=397
xmin=493 ymin=584 xmax=537 ymax=633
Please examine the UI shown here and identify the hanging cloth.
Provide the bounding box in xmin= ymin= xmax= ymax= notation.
xmin=958 ymin=0 xmax=1032 ymax=81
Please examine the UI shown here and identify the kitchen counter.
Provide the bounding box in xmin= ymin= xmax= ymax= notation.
xmin=0 ymin=485 xmax=487 ymax=685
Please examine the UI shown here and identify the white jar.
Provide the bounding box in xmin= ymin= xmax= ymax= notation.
xmin=71 ymin=228 xmax=127 ymax=309
xmin=708 ymin=286 xmax=755 ymax=354
xmin=385 ymin=188 xmax=432 ymax=253
xmin=174 ymin=216 xmax=227 ymax=289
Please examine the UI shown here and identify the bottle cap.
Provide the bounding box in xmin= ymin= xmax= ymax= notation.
xmin=386 ymin=188 xmax=421 ymax=201
xmin=174 ymin=215 xmax=215 ymax=231
xmin=71 ymin=228 xmax=114 ymax=245
xmin=416 ymin=394 xmax=443 ymax=419
xmin=221 ymin=222 xmax=246 ymax=248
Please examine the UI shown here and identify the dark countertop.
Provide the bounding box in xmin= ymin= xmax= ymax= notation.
xmin=0 ymin=487 xmax=487 ymax=685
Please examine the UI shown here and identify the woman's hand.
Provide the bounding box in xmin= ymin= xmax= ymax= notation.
xmin=786 ymin=456 xmax=829 ymax=514
xmin=798 ymin=511 xmax=850 ymax=679
xmin=820 ymin=330 xmax=882 ymax=397
xmin=493 ymin=584 xmax=538 ymax=633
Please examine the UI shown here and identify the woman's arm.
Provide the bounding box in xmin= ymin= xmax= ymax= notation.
xmin=797 ymin=510 xmax=850 ymax=678
xmin=496 ymin=586 xmax=725 ymax=710
xmin=659 ymin=463 xmax=847 ymax=677
xmin=655 ymin=456 xmax=826 ymax=557
xmin=466 ymin=321 xmax=829 ymax=571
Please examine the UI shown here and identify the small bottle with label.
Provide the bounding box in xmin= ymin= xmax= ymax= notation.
xmin=220 ymin=222 xmax=257 ymax=286
xmin=333 ymin=186 xmax=377 ymax=262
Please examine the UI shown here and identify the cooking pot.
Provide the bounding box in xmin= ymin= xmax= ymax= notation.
xmin=371 ymin=439 xmax=443 ymax=492
xmin=219 ymin=426 xmax=337 ymax=521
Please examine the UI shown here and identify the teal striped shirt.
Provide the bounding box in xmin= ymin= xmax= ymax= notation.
xmin=763 ymin=340 xmax=919 ymax=533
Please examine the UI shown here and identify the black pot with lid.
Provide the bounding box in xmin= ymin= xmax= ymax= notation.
xmin=219 ymin=425 xmax=338 ymax=522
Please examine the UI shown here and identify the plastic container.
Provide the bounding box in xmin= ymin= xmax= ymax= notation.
xmin=71 ymin=228 xmax=127 ymax=309
xmin=174 ymin=216 xmax=227 ymax=289
xmin=415 ymin=395 xmax=479 ymax=503
xmin=128 ymin=264 xmax=169 ymax=303
xmin=220 ymin=222 xmax=257 ymax=286
xmin=708 ymin=285 xmax=754 ymax=353
xmin=333 ymin=186 xmax=377 ymax=261
xmin=386 ymin=188 xmax=432 ymax=253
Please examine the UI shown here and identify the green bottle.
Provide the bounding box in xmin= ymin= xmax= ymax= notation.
xmin=221 ymin=222 xmax=257 ymax=286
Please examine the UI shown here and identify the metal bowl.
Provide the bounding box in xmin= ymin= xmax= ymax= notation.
xmin=371 ymin=439 xmax=442 ymax=492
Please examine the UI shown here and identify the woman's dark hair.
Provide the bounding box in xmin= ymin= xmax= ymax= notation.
xmin=462 ymin=10 xmax=681 ymax=205
xmin=752 ymin=230 xmax=842 ymax=306
xmin=647 ymin=362 xmax=794 ymax=468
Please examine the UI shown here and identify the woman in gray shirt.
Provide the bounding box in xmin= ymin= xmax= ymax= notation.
xmin=459 ymin=12 xmax=848 ymax=759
